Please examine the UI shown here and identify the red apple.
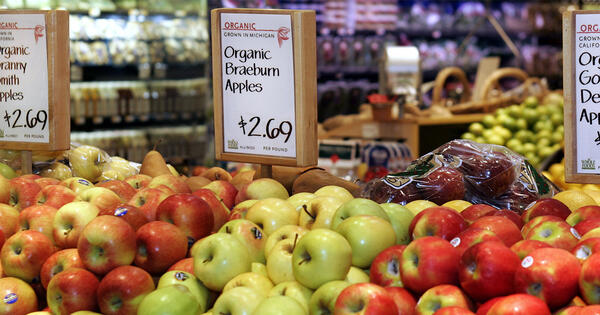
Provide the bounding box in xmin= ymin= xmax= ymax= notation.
xmin=135 ymin=221 xmax=188 ymax=275
xmin=155 ymin=193 xmax=214 ymax=245
xmin=369 ymin=245 xmax=406 ymax=287
xmin=46 ymin=267 xmax=99 ymax=314
xmin=384 ymin=286 xmax=416 ymax=315
xmin=524 ymin=218 xmax=579 ymax=251
xmin=575 ymin=218 xmax=600 ymax=236
xmin=514 ymin=247 xmax=580 ymax=309
xmin=78 ymin=187 xmax=123 ymax=214
xmin=450 ymin=228 xmax=503 ymax=257
xmin=53 ymin=201 xmax=99 ymax=249
xmin=124 ymin=174 xmax=152 ymax=190
xmin=522 ymin=198 xmax=571 ymax=223
xmin=521 ymin=215 xmax=565 ymax=238
xmin=566 ymin=205 xmax=600 ymax=226
xmin=77 ymin=215 xmax=137 ymax=275
xmin=487 ymin=209 xmax=524 ymax=230
xmin=9 ymin=177 xmax=41 ymax=210
xmin=96 ymin=180 xmax=137 ymax=202
xmin=0 ymin=203 xmax=19 ymax=239
xmin=168 ymin=258 xmax=195 ymax=274
xmin=0 ymin=174 xmax=10 ymax=204
xmin=415 ymin=284 xmax=472 ymax=315
xmin=433 ymin=306 xmax=475 ymax=315
xmin=203 ymin=180 xmax=238 ymax=209
xmin=192 ymin=166 xmax=209 ymax=176
xmin=578 ymin=252 xmax=600 ymax=304
xmin=127 ymin=188 xmax=170 ymax=221
xmin=475 ymin=296 xmax=503 ymax=315
xmin=510 ymin=240 xmax=552 ymax=260
xmin=573 ymin=237 xmax=600 ymax=262
xmin=18 ymin=205 xmax=58 ymax=244
xmin=469 ymin=216 xmax=522 ymax=247
xmin=409 ymin=206 xmax=468 ymax=241
xmin=148 ymin=174 xmax=191 ymax=194
xmin=35 ymin=177 xmax=61 ymax=188
xmin=400 ymin=236 xmax=460 ymax=294
xmin=459 ymin=240 xmax=520 ymax=302
xmin=554 ymin=306 xmax=584 ymax=315
xmin=0 ymin=230 xmax=55 ymax=282
xmin=486 ymin=294 xmax=551 ymax=315
xmin=0 ymin=277 xmax=38 ymax=315
xmin=40 ymin=248 xmax=84 ymax=289
xmin=99 ymin=204 xmax=149 ymax=231
xmin=580 ymin=305 xmax=600 ymax=315
xmin=460 ymin=204 xmax=496 ymax=224
xmin=334 ymin=283 xmax=399 ymax=315
xmin=193 ymin=188 xmax=230 ymax=232
xmin=97 ymin=265 xmax=155 ymax=315
xmin=35 ymin=185 xmax=77 ymax=209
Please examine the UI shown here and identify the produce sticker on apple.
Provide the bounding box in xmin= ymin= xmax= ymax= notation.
xmin=0 ymin=13 xmax=49 ymax=143
xmin=219 ymin=12 xmax=296 ymax=158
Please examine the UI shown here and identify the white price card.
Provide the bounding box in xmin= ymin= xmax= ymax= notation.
xmin=219 ymin=13 xmax=296 ymax=158
xmin=0 ymin=14 xmax=49 ymax=143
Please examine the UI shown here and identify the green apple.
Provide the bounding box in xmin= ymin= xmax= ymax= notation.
xmin=299 ymin=196 xmax=344 ymax=230
xmin=252 ymin=295 xmax=306 ymax=315
xmin=335 ymin=215 xmax=396 ymax=268
xmin=246 ymin=198 xmax=299 ymax=235
xmin=331 ymin=198 xmax=389 ymax=230
xmin=308 ymin=280 xmax=351 ymax=315
xmin=292 ymin=229 xmax=352 ymax=289
xmin=192 ymin=233 xmax=251 ymax=291
xmin=314 ymin=185 xmax=354 ymax=203
xmin=345 ymin=266 xmax=370 ymax=284
xmin=264 ymin=225 xmax=307 ymax=258
xmin=219 ymin=219 xmax=266 ymax=264
xmin=268 ymin=281 xmax=313 ymax=313
xmin=287 ymin=192 xmax=316 ymax=211
xmin=69 ymin=145 xmax=108 ymax=182
xmin=212 ymin=286 xmax=264 ymax=315
xmin=380 ymin=203 xmax=414 ymax=245
xmin=0 ymin=162 xmax=16 ymax=179
xmin=137 ymin=284 xmax=201 ymax=315
xmin=223 ymin=272 xmax=274 ymax=296
xmin=252 ymin=262 xmax=268 ymax=278
xmin=157 ymin=271 xmax=209 ymax=312
xmin=266 ymin=238 xmax=296 ymax=284
xmin=468 ymin=123 xmax=485 ymax=136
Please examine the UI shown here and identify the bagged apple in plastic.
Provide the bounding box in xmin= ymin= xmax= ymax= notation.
xmin=362 ymin=139 xmax=557 ymax=213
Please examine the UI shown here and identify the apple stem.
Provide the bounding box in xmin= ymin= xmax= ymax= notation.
xmin=302 ymin=205 xmax=315 ymax=220
xmin=292 ymin=233 xmax=299 ymax=252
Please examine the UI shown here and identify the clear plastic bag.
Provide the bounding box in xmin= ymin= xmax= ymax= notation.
xmin=362 ymin=139 xmax=557 ymax=213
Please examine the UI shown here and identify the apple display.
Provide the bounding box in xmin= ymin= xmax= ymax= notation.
xmin=335 ymin=215 xmax=396 ymax=268
xmin=369 ymin=245 xmax=406 ymax=287
xmin=292 ymin=229 xmax=352 ymax=290
xmin=192 ymin=232 xmax=251 ymax=291
xmin=135 ymin=221 xmax=188 ymax=275
xmin=0 ymin=277 xmax=38 ymax=315
xmin=400 ymin=236 xmax=460 ymax=294
xmin=18 ymin=205 xmax=58 ymax=244
xmin=334 ymin=283 xmax=399 ymax=315
xmin=331 ymin=198 xmax=389 ymax=230
xmin=46 ymin=267 xmax=100 ymax=315
xmin=77 ymin=215 xmax=136 ymax=275
xmin=157 ymin=270 xmax=208 ymax=312
xmin=136 ymin=284 xmax=201 ymax=315
xmin=514 ymin=247 xmax=580 ymax=309
xmin=219 ymin=219 xmax=266 ymax=264
xmin=245 ymin=198 xmax=299 ymax=236
xmin=97 ymin=265 xmax=155 ymax=315
xmin=1 ymin=230 xmax=55 ymax=282
xmin=156 ymin=193 xmax=214 ymax=245
xmin=40 ymin=249 xmax=84 ymax=289
xmin=34 ymin=185 xmax=77 ymax=209
xmin=459 ymin=240 xmax=520 ymax=301
xmin=53 ymin=201 xmax=99 ymax=249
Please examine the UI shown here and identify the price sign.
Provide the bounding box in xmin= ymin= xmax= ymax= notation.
xmin=212 ymin=8 xmax=317 ymax=167
xmin=0 ymin=10 xmax=69 ymax=151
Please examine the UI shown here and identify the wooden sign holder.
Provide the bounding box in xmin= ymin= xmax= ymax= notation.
xmin=211 ymin=8 xmax=317 ymax=173
xmin=0 ymin=10 xmax=70 ymax=174
xmin=563 ymin=10 xmax=600 ymax=183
